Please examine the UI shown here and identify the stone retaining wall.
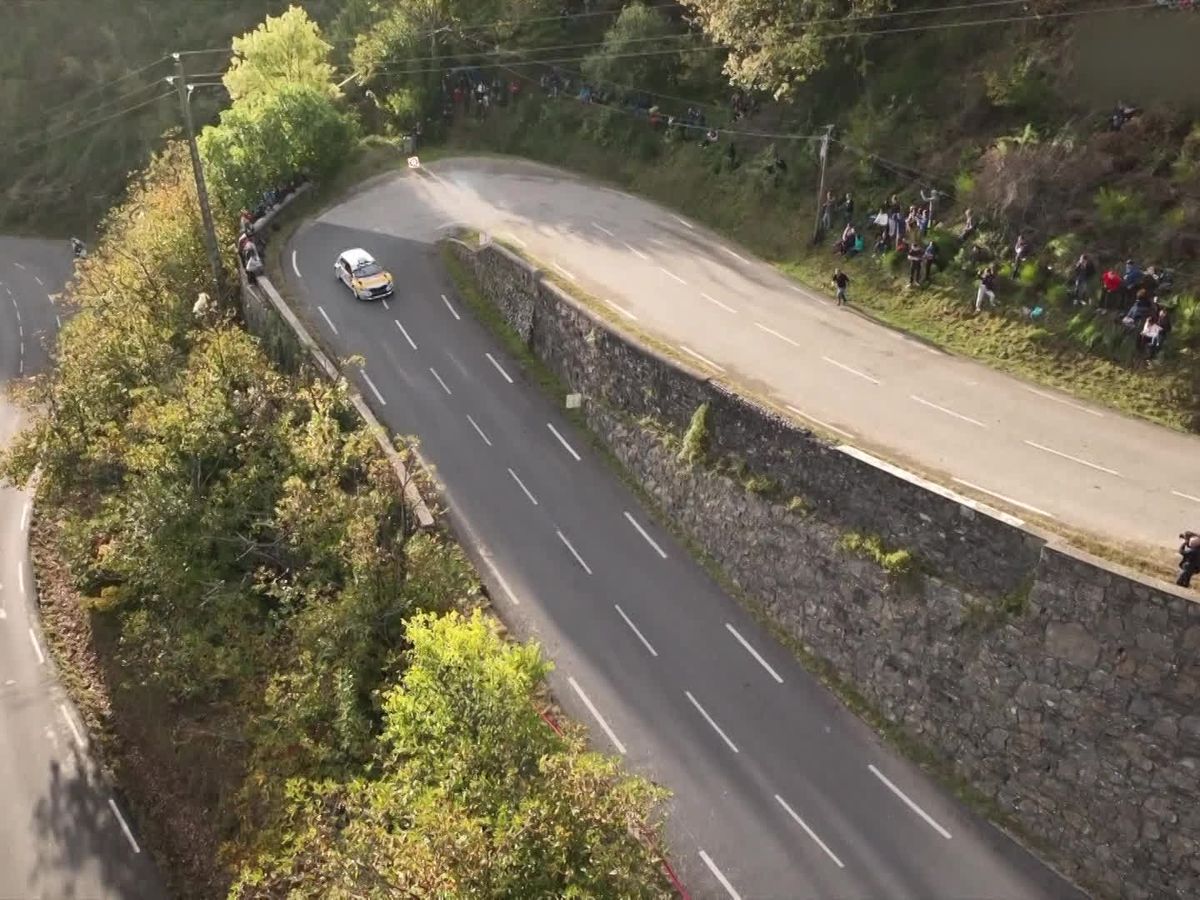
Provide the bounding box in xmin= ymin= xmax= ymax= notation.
xmin=450 ymin=236 xmax=1200 ymax=899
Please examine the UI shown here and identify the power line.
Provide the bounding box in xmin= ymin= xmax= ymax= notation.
xmin=364 ymin=0 xmax=1158 ymax=75
xmin=37 ymin=54 xmax=170 ymax=122
xmin=1 ymin=92 xmax=176 ymax=158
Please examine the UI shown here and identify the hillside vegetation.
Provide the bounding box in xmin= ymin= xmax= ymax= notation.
xmin=4 ymin=10 xmax=669 ymax=897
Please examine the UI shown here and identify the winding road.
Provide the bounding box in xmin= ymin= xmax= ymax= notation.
xmin=283 ymin=161 xmax=1089 ymax=899
xmin=0 ymin=238 xmax=163 ymax=900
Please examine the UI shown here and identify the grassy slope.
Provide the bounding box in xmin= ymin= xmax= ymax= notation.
xmin=443 ymin=89 xmax=1199 ymax=432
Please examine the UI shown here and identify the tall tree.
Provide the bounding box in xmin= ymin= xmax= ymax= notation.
xmin=582 ymin=2 xmax=684 ymax=90
xmin=681 ymin=0 xmax=891 ymax=97
xmin=223 ymin=5 xmax=340 ymax=106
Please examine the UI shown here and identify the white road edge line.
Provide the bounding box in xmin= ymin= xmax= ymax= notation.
xmin=910 ymin=395 xmax=987 ymax=429
xmin=429 ymin=367 xmax=453 ymax=396
xmin=868 ymin=764 xmax=953 ymax=839
xmin=13 ymin=262 xmax=25 ymax=270
xmin=774 ymin=795 xmax=845 ymax=868
xmin=658 ymin=267 xmax=687 ymax=285
xmin=55 ymin=315 xmax=62 ymax=329
xmin=568 ymin=676 xmax=626 ymax=754
xmin=604 ymin=298 xmax=639 ymax=321
xmin=671 ymin=214 xmax=695 ymax=230
xmin=622 ymin=241 xmax=650 ymax=261
xmin=786 ymin=405 xmax=854 ymax=440
xmin=591 ymin=222 xmax=615 ymax=237
xmin=485 ymin=353 xmax=514 ymax=383
xmin=822 ymin=355 xmax=880 ymax=385
xmin=108 ymin=798 xmax=142 ymax=854
xmin=546 ymin=422 xmax=582 ymax=461
xmin=361 ymin=371 xmax=387 ymax=406
xmin=553 ymin=262 xmax=578 ymax=282
xmin=394 ymin=319 xmax=418 ymax=350
xmin=614 ymin=604 xmax=659 ymax=657
xmin=467 ymin=415 xmax=493 ymax=447
xmin=18 ymin=564 xmax=25 ymax=594
xmin=291 ymin=250 xmax=302 ymax=279
xmin=34 ymin=275 xmax=43 ymax=286
xmin=508 ymin=468 xmax=538 ymax=506
xmin=685 ymin=690 xmax=739 ymax=753
xmin=755 ymin=322 xmax=801 ymax=348
xmin=952 ymin=478 xmax=1055 ymax=519
xmin=698 ymin=850 xmax=742 ymax=900
xmin=556 ymin=530 xmax=592 ymax=575
xmin=623 ymin=511 xmax=668 ymax=559
xmin=1172 ymin=490 xmax=1200 ymax=504
xmin=679 ymin=345 xmax=725 ymax=373
xmin=317 ymin=306 xmax=339 ymax=336
xmin=59 ymin=704 xmax=85 ymax=748
xmin=725 ymin=623 xmax=783 ymax=684
xmin=440 ymin=294 xmax=461 ymax=320
xmin=1024 ymin=440 xmax=1121 ymax=478
xmin=700 ymin=292 xmax=737 ymax=314
xmin=21 ymin=501 xmax=31 ymax=532
xmin=1024 ymin=386 xmax=1104 ymax=418
xmin=28 ymin=628 xmax=45 ymax=665
xmin=381 ymin=298 xmax=390 ymax=311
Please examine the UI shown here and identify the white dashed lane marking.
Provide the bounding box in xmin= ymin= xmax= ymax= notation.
xmin=698 ymin=850 xmax=742 ymax=900
xmin=556 ymin=530 xmax=592 ymax=575
xmin=440 ymin=294 xmax=461 ymax=321
xmin=568 ymin=676 xmax=625 ymax=754
xmin=1024 ymin=440 xmax=1121 ymax=478
xmin=821 ymin=356 xmax=880 ymax=385
xmin=546 ymin=423 xmax=581 ymax=461
xmin=868 ymin=764 xmax=953 ymax=839
xmin=614 ymin=604 xmax=658 ymax=657
xmin=485 ymin=353 xmax=514 ymax=383
xmin=317 ymin=306 xmax=338 ymax=336
xmin=394 ymin=319 xmax=417 ymax=350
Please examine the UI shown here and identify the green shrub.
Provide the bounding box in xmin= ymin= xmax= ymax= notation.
xmin=1094 ymin=186 xmax=1149 ymax=232
xmin=838 ymin=532 xmax=916 ymax=578
xmin=678 ymin=402 xmax=710 ymax=466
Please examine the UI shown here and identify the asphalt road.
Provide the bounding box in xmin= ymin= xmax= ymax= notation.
xmin=286 ymin=176 xmax=1088 ymax=899
xmin=0 ymin=238 xmax=163 ymax=900
xmin=319 ymin=156 xmax=1200 ymax=561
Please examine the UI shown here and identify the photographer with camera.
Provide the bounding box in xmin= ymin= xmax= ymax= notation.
xmin=1178 ymin=531 xmax=1200 ymax=588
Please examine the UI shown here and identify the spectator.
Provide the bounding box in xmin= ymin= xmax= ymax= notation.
xmin=1140 ymin=308 xmax=1168 ymax=358
xmin=1100 ymin=267 xmax=1124 ymax=309
xmin=1122 ymin=289 xmax=1155 ymax=329
xmin=821 ymin=191 xmax=835 ymax=234
xmin=1070 ymin=253 xmax=1096 ymax=305
xmin=842 ymin=192 xmax=855 ymax=227
xmin=922 ymin=239 xmax=940 ymax=283
xmin=975 ymin=265 xmax=998 ymax=312
xmin=907 ymin=241 xmax=925 ymax=286
xmin=960 ymin=208 xmax=977 ymax=242
xmin=700 ymin=128 xmax=719 ymax=149
xmin=1110 ymin=101 xmax=1140 ymax=132
xmin=1012 ymin=233 xmax=1031 ymax=276
xmin=1177 ymin=533 xmax=1200 ymax=588
xmin=905 ymin=206 xmax=919 ymax=236
xmin=1122 ymin=259 xmax=1144 ymax=294
xmin=836 ymin=223 xmax=858 ymax=256
xmin=832 ymin=268 xmax=851 ymax=306
xmin=917 ymin=205 xmax=930 ymax=237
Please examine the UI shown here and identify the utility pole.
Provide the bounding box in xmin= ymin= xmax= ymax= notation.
xmin=812 ymin=124 xmax=835 ymax=244
xmin=172 ymin=52 xmax=223 ymax=299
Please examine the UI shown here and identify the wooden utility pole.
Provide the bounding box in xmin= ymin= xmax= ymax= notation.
xmin=811 ymin=124 xmax=835 ymax=244
xmin=172 ymin=52 xmax=223 ymax=299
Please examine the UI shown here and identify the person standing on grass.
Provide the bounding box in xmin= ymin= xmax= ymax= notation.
xmin=821 ymin=191 xmax=835 ymax=234
xmin=975 ymin=265 xmax=998 ymax=312
xmin=842 ymin=192 xmax=855 ymax=227
xmin=1070 ymin=253 xmax=1096 ymax=305
xmin=907 ymin=241 xmax=925 ymax=286
xmin=832 ymin=268 xmax=851 ymax=306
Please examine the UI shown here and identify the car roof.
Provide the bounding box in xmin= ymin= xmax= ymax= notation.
xmin=339 ymin=248 xmax=375 ymax=268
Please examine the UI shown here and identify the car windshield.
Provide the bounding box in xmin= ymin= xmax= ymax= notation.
xmin=353 ymin=262 xmax=384 ymax=277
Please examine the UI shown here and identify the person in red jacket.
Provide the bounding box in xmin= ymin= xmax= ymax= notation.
xmin=1100 ymin=268 xmax=1123 ymax=309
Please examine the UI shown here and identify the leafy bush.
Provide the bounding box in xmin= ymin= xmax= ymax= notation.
xmin=678 ymin=402 xmax=710 ymax=466
xmin=1094 ymin=186 xmax=1149 ymax=233
xmin=838 ymin=532 xmax=916 ymax=578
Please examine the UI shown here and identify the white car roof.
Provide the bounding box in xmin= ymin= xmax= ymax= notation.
xmin=339 ymin=248 xmax=375 ymax=268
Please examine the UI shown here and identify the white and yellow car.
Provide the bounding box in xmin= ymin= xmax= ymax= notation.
xmin=334 ymin=248 xmax=394 ymax=301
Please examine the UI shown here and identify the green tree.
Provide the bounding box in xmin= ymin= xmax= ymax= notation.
xmin=582 ymin=2 xmax=683 ymax=91
xmin=223 ymin=5 xmax=340 ymax=106
xmin=680 ymin=0 xmax=891 ymax=97
xmin=232 ymin=611 xmax=671 ymax=899
xmin=200 ymin=84 xmax=359 ymax=214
